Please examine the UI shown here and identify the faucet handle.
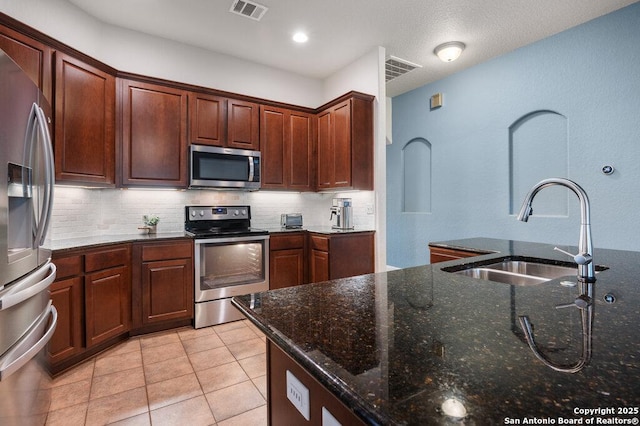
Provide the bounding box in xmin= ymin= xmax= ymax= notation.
xmin=553 ymin=247 xmax=592 ymax=265
xmin=555 ymin=294 xmax=591 ymax=310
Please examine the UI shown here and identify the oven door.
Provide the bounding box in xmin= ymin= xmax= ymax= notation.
xmin=194 ymin=235 xmax=269 ymax=302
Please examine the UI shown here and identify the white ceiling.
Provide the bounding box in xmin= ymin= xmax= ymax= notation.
xmin=65 ymin=0 xmax=638 ymax=97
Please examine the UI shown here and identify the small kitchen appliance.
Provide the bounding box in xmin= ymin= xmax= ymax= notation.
xmin=185 ymin=206 xmax=269 ymax=328
xmin=330 ymin=198 xmax=354 ymax=230
xmin=280 ymin=213 xmax=303 ymax=229
xmin=189 ymin=145 xmax=261 ymax=190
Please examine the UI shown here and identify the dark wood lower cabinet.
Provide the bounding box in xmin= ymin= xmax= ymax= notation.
xmin=309 ymin=232 xmax=375 ymax=283
xmin=49 ymin=276 xmax=83 ymax=365
xmin=49 ymin=244 xmax=131 ymax=375
xmin=269 ymin=233 xmax=307 ymax=289
xmin=132 ymin=240 xmax=194 ymax=334
xmin=84 ymin=265 xmax=130 ymax=348
xmin=268 ymin=340 xmax=366 ymax=425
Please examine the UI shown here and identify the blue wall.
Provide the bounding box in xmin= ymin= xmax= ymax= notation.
xmin=387 ymin=3 xmax=640 ymax=268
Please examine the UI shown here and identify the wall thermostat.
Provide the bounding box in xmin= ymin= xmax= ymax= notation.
xmin=430 ymin=93 xmax=443 ymax=109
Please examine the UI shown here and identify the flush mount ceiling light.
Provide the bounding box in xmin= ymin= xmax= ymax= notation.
xmin=434 ymin=41 xmax=465 ymax=62
xmin=292 ymin=32 xmax=309 ymax=43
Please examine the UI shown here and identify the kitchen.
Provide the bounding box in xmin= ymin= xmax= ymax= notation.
xmin=1 ymin=0 xmax=639 ymax=424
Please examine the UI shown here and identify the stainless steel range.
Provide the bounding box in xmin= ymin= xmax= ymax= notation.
xmin=185 ymin=206 xmax=269 ymax=328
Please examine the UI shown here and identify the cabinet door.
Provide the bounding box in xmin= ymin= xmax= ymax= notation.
xmin=228 ymin=99 xmax=259 ymax=150
xmin=120 ymin=79 xmax=188 ymax=187
xmin=260 ymin=106 xmax=286 ymax=188
xmin=0 ymin=25 xmax=52 ymax=101
xmin=270 ymin=248 xmax=305 ymax=289
xmin=331 ymin=100 xmax=352 ymax=187
xmin=316 ymin=110 xmax=333 ymax=189
xmin=310 ymin=249 xmax=329 ymax=283
xmin=141 ymin=258 xmax=193 ymax=324
xmin=288 ymin=111 xmax=314 ymax=191
xmin=54 ymin=52 xmax=115 ymax=185
xmin=85 ymin=265 xmax=130 ymax=347
xmin=189 ymin=92 xmax=227 ymax=146
xmin=49 ymin=276 xmax=83 ymax=364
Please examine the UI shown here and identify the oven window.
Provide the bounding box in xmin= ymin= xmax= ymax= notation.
xmin=199 ymin=241 xmax=265 ymax=290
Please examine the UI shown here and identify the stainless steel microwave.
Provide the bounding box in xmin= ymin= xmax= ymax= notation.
xmin=189 ymin=145 xmax=261 ymax=190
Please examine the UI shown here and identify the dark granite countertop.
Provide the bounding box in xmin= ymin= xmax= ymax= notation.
xmin=48 ymin=231 xmax=191 ymax=252
xmin=264 ymin=226 xmax=375 ymax=235
xmin=50 ymin=227 xmax=375 ymax=252
xmin=233 ymin=237 xmax=640 ymax=425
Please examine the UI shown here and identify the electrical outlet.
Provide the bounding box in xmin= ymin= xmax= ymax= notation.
xmin=286 ymin=370 xmax=310 ymax=420
xmin=366 ymin=204 xmax=374 ymax=215
xmin=322 ymin=407 xmax=342 ymax=426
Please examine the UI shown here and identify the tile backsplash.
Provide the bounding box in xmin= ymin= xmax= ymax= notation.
xmin=50 ymin=187 xmax=376 ymax=240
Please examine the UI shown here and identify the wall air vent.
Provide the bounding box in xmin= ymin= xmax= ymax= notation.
xmin=385 ymin=56 xmax=422 ymax=82
xmin=229 ymin=0 xmax=268 ymax=21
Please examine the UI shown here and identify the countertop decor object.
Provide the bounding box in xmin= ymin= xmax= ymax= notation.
xmin=233 ymin=237 xmax=640 ymax=425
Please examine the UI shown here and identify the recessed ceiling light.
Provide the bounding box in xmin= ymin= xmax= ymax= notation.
xmin=292 ymin=32 xmax=309 ymax=43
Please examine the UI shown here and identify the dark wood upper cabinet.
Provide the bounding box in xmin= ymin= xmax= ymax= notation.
xmin=316 ymin=94 xmax=373 ymax=191
xmin=261 ymin=105 xmax=314 ymax=190
xmin=228 ymin=99 xmax=259 ymax=151
xmin=54 ymin=52 xmax=116 ymax=186
xmin=0 ymin=25 xmax=52 ymax=102
xmin=189 ymin=92 xmax=227 ymax=146
xmin=119 ymin=79 xmax=188 ymax=187
xmin=288 ymin=111 xmax=314 ymax=190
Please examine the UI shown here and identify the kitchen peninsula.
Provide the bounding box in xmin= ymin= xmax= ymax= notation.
xmin=233 ymin=238 xmax=640 ymax=425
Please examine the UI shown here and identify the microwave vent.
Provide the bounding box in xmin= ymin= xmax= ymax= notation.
xmin=229 ymin=0 xmax=268 ymax=21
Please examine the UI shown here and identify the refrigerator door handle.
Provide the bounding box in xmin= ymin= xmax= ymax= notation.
xmin=0 ymin=262 xmax=56 ymax=310
xmin=0 ymin=303 xmax=57 ymax=381
xmin=32 ymin=104 xmax=54 ymax=247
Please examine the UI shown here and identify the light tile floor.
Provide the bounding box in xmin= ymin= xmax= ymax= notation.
xmin=45 ymin=320 xmax=268 ymax=426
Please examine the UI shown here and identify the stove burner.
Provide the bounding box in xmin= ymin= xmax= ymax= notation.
xmin=184 ymin=205 xmax=268 ymax=238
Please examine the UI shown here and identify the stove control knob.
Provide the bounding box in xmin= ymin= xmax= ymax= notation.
xmin=234 ymin=210 xmax=240 ymax=216
xmin=199 ymin=210 xmax=205 ymax=217
xmin=191 ymin=211 xmax=196 ymax=217
xmin=242 ymin=210 xmax=247 ymax=216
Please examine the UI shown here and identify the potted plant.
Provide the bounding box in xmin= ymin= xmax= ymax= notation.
xmin=143 ymin=214 xmax=160 ymax=233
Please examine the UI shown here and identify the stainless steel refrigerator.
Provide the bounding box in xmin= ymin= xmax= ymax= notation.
xmin=0 ymin=48 xmax=58 ymax=425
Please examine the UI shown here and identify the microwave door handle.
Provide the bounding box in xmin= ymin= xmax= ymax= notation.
xmin=248 ymin=156 xmax=255 ymax=181
xmin=34 ymin=105 xmax=54 ymax=246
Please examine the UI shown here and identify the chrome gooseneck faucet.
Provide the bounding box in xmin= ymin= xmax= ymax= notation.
xmin=516 ymin=178 xmax=596 ymax=373
xmin=516 ymin=177 xmax=595 ymax=282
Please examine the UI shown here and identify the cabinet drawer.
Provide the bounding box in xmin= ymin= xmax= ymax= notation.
xmin=141 ymin=241 xmax=192 ymax=262
xmin=85 ymin=246 xmax=130 ymax=272
xmin=270 ymin=234 xmax=305 ymax=251
xmin=53 ymin=255 xmax=83 ymax=279
xmin=310 ymin=235 xmax=329 ymax=251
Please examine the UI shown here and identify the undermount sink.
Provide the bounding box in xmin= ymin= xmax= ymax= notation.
xmin=443 ymin=258 xmax=606 ymax=286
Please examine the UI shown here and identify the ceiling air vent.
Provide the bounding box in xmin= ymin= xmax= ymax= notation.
xmin=385 ymin=56 xmax=422 ymax=82
xmin=229 ymin=0 xmax=268 ymax=21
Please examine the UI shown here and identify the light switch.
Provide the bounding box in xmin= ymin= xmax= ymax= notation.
xmin=286 ymin=370 xmax=310 ymax=420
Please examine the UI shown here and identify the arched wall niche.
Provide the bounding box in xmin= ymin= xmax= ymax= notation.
xmin=402 ymin=138 xmax=432 ymax=213
xmin=509 ymin=110 xmax=569 ymax=215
